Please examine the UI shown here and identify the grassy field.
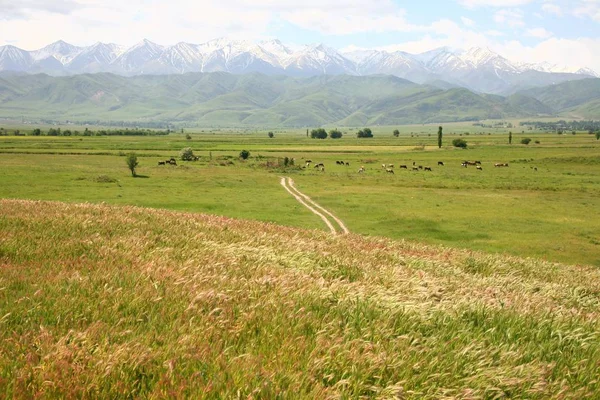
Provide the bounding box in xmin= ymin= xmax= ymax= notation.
xmin=1 ymin=199 xmax=599 ymax=398
xmin=1 ymin=123 xmax=599 ymax=266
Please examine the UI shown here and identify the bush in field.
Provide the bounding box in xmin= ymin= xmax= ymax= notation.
xmin=126 ymin=153 xmax=139 ymax=177
xmin=180 ymin=147 xmax=196 ymax=161
xmin=452 ymin=138 xmax=468 ymax=148
xmin=186 ymin=133 xmax=192 ymax=140
xmin=357 ymin=128 xmax=373 ymax=138
xmin=596 ymin=131 xmax=600 ymax=140
xmin=310 ymin=129 xmax=327 ymax=139
xmin=393 ymin=129 xmax=400 ymax=137
xmin=239 ymin=150 xmax=251 ymax=160
xmin=329 ymin=129 xmax=342 ymax=139
xmin=268 ymin=131 xmax=274 ymax=138
xmin=521 ymin=138 xmax=531 ymax=145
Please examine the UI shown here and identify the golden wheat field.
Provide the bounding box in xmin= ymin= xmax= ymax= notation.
xmin=1 ymin=199 xmax=600 ymax=398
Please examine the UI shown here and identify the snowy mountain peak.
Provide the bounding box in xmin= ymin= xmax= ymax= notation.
xmin=461 ymin=47 xmax=504 ymax=66
xmin=1 ymin=39 xmax=598 ymax=94
xmin=31 ymin=40 xmax=82 ymax=64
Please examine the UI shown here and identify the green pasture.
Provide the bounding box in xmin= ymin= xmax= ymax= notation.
xmin=1 ymin=124 xmax=599 ymax=266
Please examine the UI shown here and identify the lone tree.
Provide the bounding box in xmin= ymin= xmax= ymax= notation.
xmin=452 ymin=138 xmax=468 ymax=148
xmin=329 ymin=129 xmax=343 ymax=139
xmin=437 ymin=126 xmax=443 ymax=148
xmin=393 ymin=129 xmax=400 ymax=137
xmin=180 ymin=147 xmax=196 ymax=161
xmin=239 ymin=150 xmax=251 ymax=160
xmin=126 ymin=152 xmax=139 ymax=177
xmin=357 ymin=128 xmax=373 ymax=138
xmin=268 ymin=131 xmax=274 ymax=138
xmin=310 ymin=128 xmax=328 ymax=139
xmin=509 ymin=131 xmax=513 ymax=145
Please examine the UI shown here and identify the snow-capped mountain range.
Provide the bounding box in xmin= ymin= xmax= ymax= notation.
xmin=1 ymin=39 xmax=597 ymax=95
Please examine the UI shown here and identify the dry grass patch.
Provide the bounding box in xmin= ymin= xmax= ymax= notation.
xmin=1 ymin=199 xmax=599 ymax=398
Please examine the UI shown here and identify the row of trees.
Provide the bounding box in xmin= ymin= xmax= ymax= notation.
xmin=310 ymin=128 xmax=343 ymax=139
xmin=309 ymin=128 xmax=371 ymax=139
xmin=520 ymin=120 xmax=600 ymax=133
xmin=0 ymin=127 xmax=171 ymax=136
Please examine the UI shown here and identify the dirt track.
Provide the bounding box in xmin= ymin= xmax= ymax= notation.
xmin=280 ymin=176 xmax=349 ymax=235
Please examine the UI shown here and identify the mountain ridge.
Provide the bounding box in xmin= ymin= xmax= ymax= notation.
xmin=1 ymin=72 xmax=595 ymax=127
xmin=0 ymin=39 xmax=597 ymax=95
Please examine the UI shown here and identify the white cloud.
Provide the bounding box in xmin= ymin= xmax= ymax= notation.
xmin=0 ymin=0 xmax=425 ymax=49
xmin=497 ymin=37 xmax=600 ymax=72
xmin=542 ymin=3 xmax=562 ymax=16
xmin=574 ymin=0 xmax=600 ymax=22
xmin=457 ymin=0 xmax=534 ymax=8
xmin=525 ymin=27 xmax=553 ymax=38
xmin=485 ymin=30 xmax=505 ymax=36
xmin=494 ymin=8 xmax=525 ymax=27
xmin=461 ymin=16 xmax=476 ymax=27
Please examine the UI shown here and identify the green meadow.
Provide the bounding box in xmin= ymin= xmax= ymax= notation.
xmin=1 ymin=122 xmax=599 ymax=266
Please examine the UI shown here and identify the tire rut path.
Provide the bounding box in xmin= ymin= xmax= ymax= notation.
xmin=280 ymin=176 xmax=349 ymax=235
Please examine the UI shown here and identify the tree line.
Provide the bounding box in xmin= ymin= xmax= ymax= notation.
xmin=309 ymin=128 xmax=372 ymax=139
xmin=520 ymin=120 xmax=600 ymax=133
xmin=0 ymin=127 xmax=171 ymax=136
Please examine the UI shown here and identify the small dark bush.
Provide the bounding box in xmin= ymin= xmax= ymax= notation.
xmin=357 ymin=128 xmax=373 ymax=138
xmin=239 ymin=150 xmax=251 ymax=160
xmin=452 ymin=138 xmax=468 ymax=148
xmin=329 ymin=129 xmax=342 ymax=139
xmin=521 ymin=138 xmax=532 ymax=145
xmin=310 ymin=128 xmax=327 ymax=139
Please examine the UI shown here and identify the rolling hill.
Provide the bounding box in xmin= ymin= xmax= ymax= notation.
xmin=518 ymin=78 xmax=600 ymax=119
xmin=0 ymin=72 xmax=578 ymax=127
xmin=1 ymin=199 xmax=599 ymax=397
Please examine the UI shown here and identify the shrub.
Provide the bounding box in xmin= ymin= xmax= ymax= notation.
xmin=268 ymin=131 xmax=274 ymax=138
xmin=310 ymin=128 xmax=327 ymax=139
xmin=180 ymin=147 xmax=196 ymax=161
xmin=357 ymin=128 xmax=373 ymax=138
xmin=452 ymin=138 xmax=468 ymax=148
xmin=186 ymin=133 xmax=192 ymax=140
xmin=521 ymin=138 xmax=532 ymax=145
xmin=393 ymin=129 xmax=400 ymax=137
xmin=596 ymin=131 xmax=600 ymax=140
xmin=329 ymin=129 xmax=342 ymax=139
xmin=239 ymin=150 xmax=251 ymax=160
xmin=534 ymin=140 xmax=540 ymax=144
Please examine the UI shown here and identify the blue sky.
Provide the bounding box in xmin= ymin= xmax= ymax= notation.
xmin=1 ymin=0 xmax=599 ymax=70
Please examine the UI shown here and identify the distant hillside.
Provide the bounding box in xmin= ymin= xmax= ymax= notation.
xmin=519 ymin=78 xmax=600 ymax=116
xmin=0 ymin=72 xmax=563 ymax=127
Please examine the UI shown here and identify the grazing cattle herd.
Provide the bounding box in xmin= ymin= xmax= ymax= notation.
xmin=299 ymin=159 xmax=514 ymax=174
xmin=156 ymin=154 xmax=519 ymax=176
xmin=158 ymin=157 xmax=178 ymax=166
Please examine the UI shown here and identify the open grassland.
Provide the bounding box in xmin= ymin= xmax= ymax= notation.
xmin=1 ymin=199 xmax=600 ymax=398
xmin=1 ymin=125 xmax=599 ymax=266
